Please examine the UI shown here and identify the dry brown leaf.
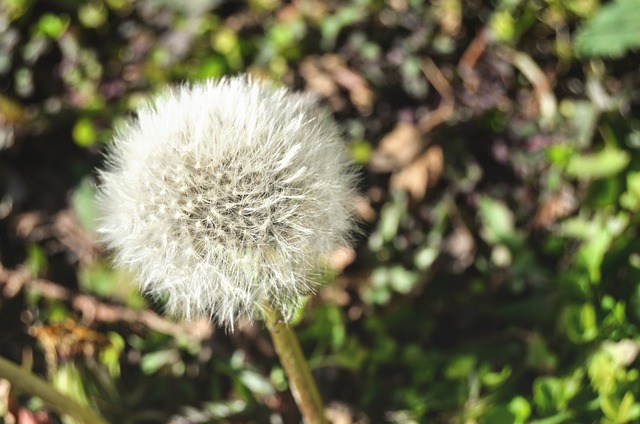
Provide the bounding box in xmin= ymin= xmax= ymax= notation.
xmin=329 ymin=246 xmax=357 ymax=272
xmin=354 ymin=194 xmax=377 ymax=223
xmin=389 ymin=145 xmax=443 ymax=201
xmin=299 ymin=57 xmax=346 ymax=112
xmin=300 ymin=55 xmax=375 ymax=115
xmin=369 ymin=122 xmax=422 ymax=173
xmin=426 ymin=144 xmax=444 ymax=186
xmin=531 ymin=187 xmax=577 ymax=229
xmin=321 ymin=55 xmax=375 ymax=115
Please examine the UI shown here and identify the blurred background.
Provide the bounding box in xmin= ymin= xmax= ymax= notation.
xmin=1 ymin=0 xmax=640 ymax=422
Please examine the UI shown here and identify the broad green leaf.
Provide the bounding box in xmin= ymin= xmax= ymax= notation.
xmin=478 ymin=196 xmax=516 ymax=244
xmin=141 ymin=349 xmax=181 ymax=375
xmin=36 ymin=13 xmax=70 ymax=39
xmin=444 ymin=355 xmax=475 ymax=380
xmin=388 ymin=265 xmax=419 ymax=294
xmin=238 ymin=370 xmax=275 ymax=397
xmin=575 ymin=0 xmax=640 ymax=58
xmin=565 ymin=148 xmax=629 ymax=179
xmin=509 ymin=396 xmax=532 ymax=424
xmin=533 ymin=377 xmax=563 ymax=413
xmin=620 ymin=171 xmax=640 ymax=211
xmin=480 ymin=364 xmax=512 ymax=388
xmin=563 ymin=303 xmax=598 ymax=343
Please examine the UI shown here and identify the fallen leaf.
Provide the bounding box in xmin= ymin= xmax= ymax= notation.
xmin=300 ymin=55 xmax=375 ymax=115
xmin=531 ymin=187 xmax=577 ymax=229
xmin=329 ymin=246 xmax=357 ymax=272
xmin=354 ymin=194 xmax=377 ymax=222
xmin=321 ymin=55 xmax=375 ymax=115
xmin=369 ymin=122 xmax=422 ymax=172
xmin=389 ymin=145 xmax=443 ymax=200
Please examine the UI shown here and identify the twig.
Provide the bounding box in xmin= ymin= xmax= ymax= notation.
xmin=0 ymin=266 xmax=213 ymax=341
xmin=497 ymin=47 xmax=557 ymax=129
xmin=419 ymin=57 xmax=455 ymax=134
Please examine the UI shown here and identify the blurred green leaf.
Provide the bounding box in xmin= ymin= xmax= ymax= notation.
xmin=53 ymin=363 xmax=91 ymax=407
xmin=238 ymin=370 xmax=274 ymax=397
xmin=620 ymin=171 xmax=640 ymax=211
xmin=533 ymin=371 xmax=582 ymax=414
xmin=575 ymin=0 xmax=640 ymax=58
xmin=565 ymin=148 xmax=630 ymax=180
xmin=388 ymin=265 xmax=419 ymax=294
xmin=478 ymin=196 xmax=517 ymax=245
xmin=78 ymin=260 xmax=146 ymax=307
xmin=480 ymin=364 xmax=511 ymax=389
xmin=350 ymin=140 xmax=373 ymax=165
xmin=445 ymin=355 xmax=475 ymax=380
xmin=78 ymin=2 xmax=108 ymax=29
xmin=99 ymin=332 xmax=125 ymax=378
xmin=72 ymin=118 xmax=98 ymax=147
xmin=563 ymin=303 xmax=599 ymax=343
xmin=509 ymin=396 xmax=532 ymax=424
xmin=141 ymin=349 xmax=182 ymax=375
xmin=36 ymin=13 xmax=70 ymax=39
xmin=526 ymin=333 xmax=559 ymax=372
xmin=71 ymin=177 xmax=98 ymax=231
xmin=26 ymin=243 xmax=47 ymax=276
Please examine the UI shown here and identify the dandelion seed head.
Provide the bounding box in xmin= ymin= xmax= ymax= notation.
xmin=97 ymin=76 xmax=357 ymax=329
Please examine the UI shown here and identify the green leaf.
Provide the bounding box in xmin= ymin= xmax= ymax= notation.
xmin=565 ymin=148 xmax=630 ymax=180
xmin=444 ymin=355 xmax=475 ymax=380
xmin=509 ymin=396 xmax=532 ymax=424
xmin=575 ymin=0 xmax=640 ymax=58
xmin=480 ymin=364 xmax=512 ymax=388
xmin=36 ymin=13 xmax=70 ymax=39
xmin=526 ymin=333 xmax=559 ymax=372
xmin=140 ymin=349 xmax=181 ymax=375
xmin=238 ymin=370 xmax=275 ymax=397
xmin=533 ymin=377 xmax=563 ymax=413
xmin=350 ymin=140 xmax=374 ymax=165
xmin=477 ymin=196 xmax=516 ymax=244
xmin=620 ymin=171 xmax=640 ymax=211
xmin=388 ymin=265 xmax=419 ymax=294
xmin=78 ymin=2 xmax=108 ymax=28
xmin=72 ymin=118 xmax=98 ymax=147
xmin=99 ymin=332 xmax=125 ymax=378
xmin=71 ymin=177 xmax=98 ymax=231
xmin=563 ymin=303 xmax=599 ymax=343
xmin=26 ymin=243 xmax=47 ymax=276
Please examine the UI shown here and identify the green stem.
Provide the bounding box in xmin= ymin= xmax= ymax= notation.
xmin=263 ymin=304 xmax=328 ymax=424
xmin=0 ymin=355 xmax=108 ymax=424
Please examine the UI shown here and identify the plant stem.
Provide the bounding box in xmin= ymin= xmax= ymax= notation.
xmin=263 ymin=304 xmax=328 ymax=424
xmin=0 ymin=355 xmax=108 ymax=424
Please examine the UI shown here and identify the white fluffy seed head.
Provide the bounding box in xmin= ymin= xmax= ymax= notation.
xmin=97 ymin=76 xmax=358 ymax=329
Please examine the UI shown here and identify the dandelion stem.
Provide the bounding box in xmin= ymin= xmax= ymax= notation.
xmin=0 ymin=355 xmax=108 ymax=424
xmin=263 ymin=304 xmax=328 ymax=424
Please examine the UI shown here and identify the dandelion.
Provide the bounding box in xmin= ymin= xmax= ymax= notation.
xmin=96 ymin=76 xmax=357 ymax=329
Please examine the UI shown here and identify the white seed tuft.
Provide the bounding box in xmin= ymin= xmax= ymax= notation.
xmin=96 ymin=76 xmax=358 ymax=329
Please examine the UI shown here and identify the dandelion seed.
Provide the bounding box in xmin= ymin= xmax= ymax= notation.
xmin=97 ymin=75 xmax=357 ymax=329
